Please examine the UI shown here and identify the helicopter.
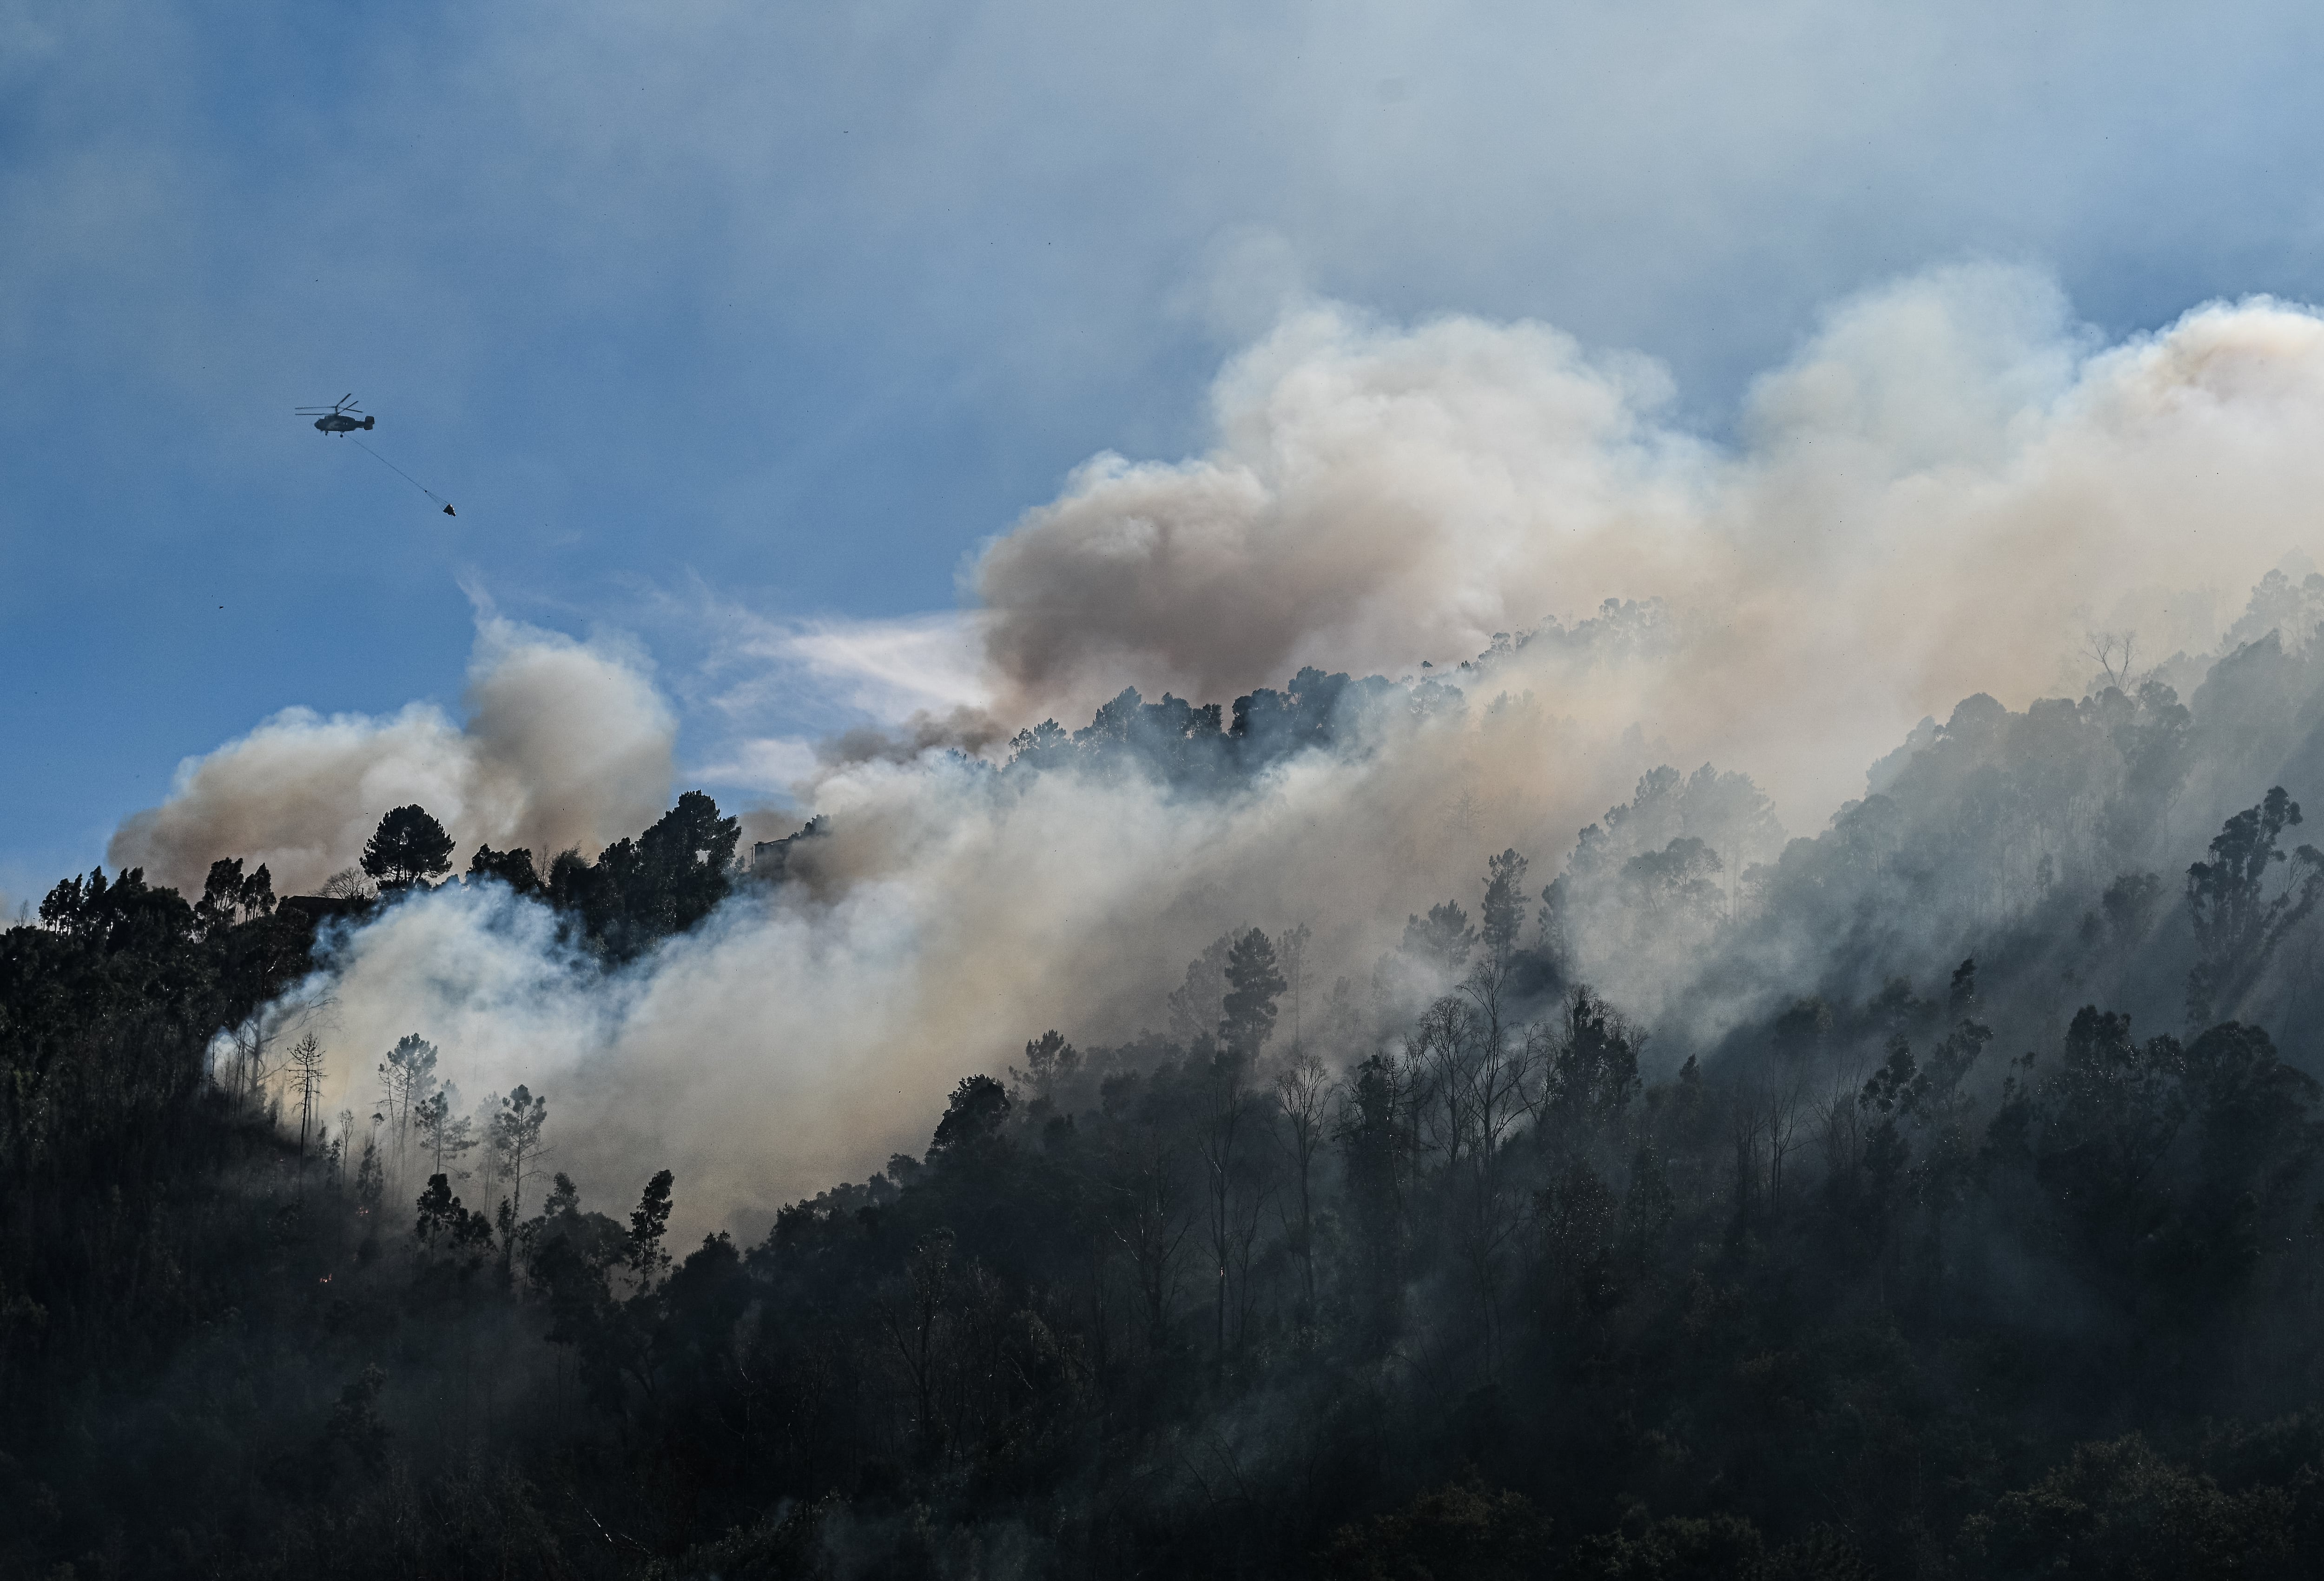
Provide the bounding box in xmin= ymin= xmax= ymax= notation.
xmin=297 ymin=394 xmax=458 ymax=515
xmin=295 ymin=394 xmax=374 ymax=435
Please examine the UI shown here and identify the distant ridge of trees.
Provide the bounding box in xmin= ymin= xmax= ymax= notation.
xmin=264 ymin=790 xmax=747 ymax=966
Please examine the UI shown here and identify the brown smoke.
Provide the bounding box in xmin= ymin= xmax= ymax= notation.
xmin=109 ymin=618 xmax=676 ymax=895
xmin=971 ymin=267 xmax=2318 ymax=820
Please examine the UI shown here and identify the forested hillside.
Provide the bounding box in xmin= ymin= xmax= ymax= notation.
xmin=8 ymin=579 xmax=2324 ymax=1579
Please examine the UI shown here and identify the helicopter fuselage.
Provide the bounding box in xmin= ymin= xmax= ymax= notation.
xmin=314 ymin=414 xmax=375 ymax=434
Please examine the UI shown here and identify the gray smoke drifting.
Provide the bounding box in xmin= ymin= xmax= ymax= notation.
xmin=110 ymin=617 xmax=676 ymax=895
xmin=137 ymin=266 xmax=2324 ymax=1230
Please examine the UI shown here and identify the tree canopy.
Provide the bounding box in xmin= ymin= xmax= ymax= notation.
xmin=358 ymin=803 xmax=455 ymax=889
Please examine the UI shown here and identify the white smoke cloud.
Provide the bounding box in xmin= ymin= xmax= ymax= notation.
xmin=284 ymin=717 xmax=1543 ymax=1231
xmin=185 ymin=267 xmax=2324 ymax=1230
xmin=110 ymin=617 xmax=675 ymax=894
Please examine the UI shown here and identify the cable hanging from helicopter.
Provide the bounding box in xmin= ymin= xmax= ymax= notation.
xmin=294 ymin=396 xmax=456 ymax=516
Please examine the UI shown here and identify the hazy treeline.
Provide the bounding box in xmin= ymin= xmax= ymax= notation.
xmin=8 ymin=577 xmax=2324 ymax=1578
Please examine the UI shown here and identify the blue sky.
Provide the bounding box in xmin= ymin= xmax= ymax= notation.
xmin=9 ymin=0 xmax=2324 ymax=897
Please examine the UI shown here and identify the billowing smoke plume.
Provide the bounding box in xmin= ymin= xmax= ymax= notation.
xmin=109 ymin=618 xmax=676 ymax=895
xmin=136 ymin=266 xmax=2324 ymax=1228
xmin=977 ymin=265 xmax=2317 ymax=819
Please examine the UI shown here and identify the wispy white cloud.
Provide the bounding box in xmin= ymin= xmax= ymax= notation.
xmin=762 ymin=612 xmax=992 ymax=721
xmin=672 ymin=598 xmax=993 ymax=796
xmin=687 ymin=736 xmax=821 ymax=796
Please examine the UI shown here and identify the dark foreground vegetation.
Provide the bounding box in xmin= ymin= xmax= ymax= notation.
xmin=10 ymin=582 xmax=2324 ymax=1580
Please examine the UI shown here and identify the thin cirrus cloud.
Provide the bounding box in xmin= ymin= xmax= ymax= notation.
xmin=682 ymin=605 xmax=993 ymax=794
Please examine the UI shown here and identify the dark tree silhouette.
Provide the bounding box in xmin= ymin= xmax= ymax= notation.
xmin=489 ymin=1084 xmax=549 ymax=1218
xmin=1402 ymin=900 xmax=1476 ymax=972
xmin=1219 ymin=926 xmax=1286 ymax=1056
xmin=642 ymin=791 xmax=742 ymax=926
xmin=2185 ymin=787 xmax=2324 ymax=1024
xmin=928 ymin=1074 xmax=1010 ymax=1159
xmin=195 ymin=856 xmax=273 ymax=934
xmin=465 ymin=843 xmax=541 ymax=894
xmin=1008 ymin=1029 xmax=1081 ymax=1102
xmin=539 ymin=790 xmax=739 ymax=960
xmin=360 ymin=804 xmax=455 ymax=890
xmin=627 ymin=1168 xmax=676 ymax=1286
